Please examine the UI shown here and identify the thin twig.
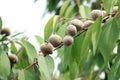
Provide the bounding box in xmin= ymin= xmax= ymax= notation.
xmin=23 ymin=58 xmax=38 ymax=70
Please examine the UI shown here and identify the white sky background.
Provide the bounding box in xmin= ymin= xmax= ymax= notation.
xmin=0 ymin=0 xmax=60 ymax=76
xmin=0 ymin=0 xmax=52 ymax=38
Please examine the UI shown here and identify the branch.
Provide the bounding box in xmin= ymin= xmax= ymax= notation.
xmin=23 ymin=57 xmax=38 ymax=70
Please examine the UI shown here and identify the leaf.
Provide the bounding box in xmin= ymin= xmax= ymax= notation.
xmin=103 ymin=0 xmax=117 ymax=13
xmin=60 ymin=0 xmax=70 ymax=16
xmin=69 ymin=62 xmax=78 ymax=80
xmin=92 ymin=17 xmax=102 ymax=55
xmin=0 ymin=44 xmax=10 ymax=79
xmin=38 ymin=56 xmax=54 ymax=80
xmin=18 ymin=70 xmax=25 ymax=80
xmin=79 ymin=5 xmax=91 ymax=18
xmin=22 ymin=40 xmax=37 ymax=64
xmin=56 ymin=22 xmax=68 ymax=38
xmin=99 ymin=18 xmax=119 ymax=64
xmin=0 ymin=17 xmax=2 ymax=33
xmin=18 ymin=69 xmax=35 ymax=80
xmin=11 ymin=32 xmax=23 ymax=37
xmin=53 ymin=15 xmax=60 ymax=33
xmin=65 ymin=5 xmax=75 ymax=18
xmin=44 ymin=16 xmax=54 ymax=41
xmin=10 ymin=42 xmax=17 ymax=54
xmin=78 ymin=17 xmax=102 ymax=71
xmin=35 ymin=35 xmax=44 ymax=46
xmin=71 ymin=34 xmax=84 ymax=62
xmin=45 ymin=56 xmax=54 ymax=75
xmin=108 ymin=41 xmax=120 ymax=80
xmin=44 ymin=15 xmax=60 ymax=41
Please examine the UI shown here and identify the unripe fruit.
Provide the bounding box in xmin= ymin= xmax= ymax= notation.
xmin=49 ymin=34 xmax=62 ymax=47
xmin=63 ymin=36 xmax=73 ymax=46
xmin=83 ymin=20 xmax=94 ymax=29
xmin=1 ymin=27 xmax=11 ymax=36
xmin=8 ymin=54 xmax=18 ymax=64
xmin=91 ymin=10 xmax=102 ymax=20
xmin=40 ymin=43 xmax=53 ymax=55
xmin=70 ymin=19 xmax=83 ymax=31
xmin=67 ymin=24 xmax=77 ymax=36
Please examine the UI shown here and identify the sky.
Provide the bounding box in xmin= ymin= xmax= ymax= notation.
xmin=0 ymin=0 xmax=60 ymax=76
xmin=0 ymin=0 xmax=53 ymax=38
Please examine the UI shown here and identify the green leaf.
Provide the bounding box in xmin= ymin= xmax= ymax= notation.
xmin=38 ymin=56 xmax=54 ymax=80
xmin=64 ymin=46 xmax=73 ymax=67
xmin=18 ymin=70 xmax=25 ymax=80
xmin=56 ymin=22 xmax=68 ymax=38
xmin=0 ymin=44 xmax=10 ymax=79
xmin=103 ymin=0 xmax=117 ymax=13
xmin=92 ymin=17 xmax=102 ymax=55
xmin=45 ymin=56 xmax=54 ymax=75
xmin=0 ymin=17 xmax=2 ymax=33
xmin=79 ymin=5 xmax=91 ymax=18
xmin=22 ymin=40 xmax=37 ymax=64
xmin=44 ymin=15 xmax=60 ymax=41
xmin=10 ymin=42 xmax=17 ymax=54
xmin=79 ymin=17 xmax=102 ymax=70
xmin=108 ymin=41 xmax=120 ymax=80
xmin=71 ymin=34 xmax=84 ymax=62
xmin=18 ymin=69 xmax=34 ymax=80
xmin=60 ymin=0 xmax=70 ymax=16
xmin=35 ymin=35 xmax=44 ymax=46
xmin=44 ymin=16 xmax=54 ymax=41
xmin=65 ymin=5 xmax=75 ymax=18
xmin=53 ymin=15 xmax=60 ymax=33
xmin=99 ymin=18 xmax=119 ymax=64
xmin=69 ymin=62 xmax=78 ymax=80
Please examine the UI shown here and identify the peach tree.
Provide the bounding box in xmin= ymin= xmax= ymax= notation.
xmin=0 ymin=0 xmax=120 ymax=80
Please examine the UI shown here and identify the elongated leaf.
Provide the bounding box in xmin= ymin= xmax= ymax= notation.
xmin=99 ymin=18 xmax=119 ymax=64
xmin=10 ymin=42 xmax=17 ymax=54
xmin=103 ymin=0 xmax=117 ymax=13
xmin=92 ymin=17 xmax=102 ymax=55
xmin=69 ymin=62 xmax=78 ymax=80
xmin=108 ymin=41 xmax=120 ymax=80
xmin=45 ymin=56 xmax=54 ymax=75
xmin=0 ymin=44 xmax=10 ymax=79
xmin=44 ymin=16 xmax=54 ymax=41
xmin=22 ymin=40 xmax=37 ymax=64
xmin=65 ymin=5 xmax=75 ymax=18
xmin=71 ymin=34 xmax=84 ymax=62
xmin=79 ymin=5 xmax=91 ymax=18
xmin=56 ymin=22 xmax=68 ymax=38
xmin=0 ymin=17 xmax=2 ymax=33
xmin=44 ymin=15 xmax=60 ymax=41
xmin=35 ymin=35 xmax=44 ymax=46
xmin=60 ymin=0 xmax=70 ymax=16
xmin=18 ymin=70 xmax=34 ymax=80
xmin=18 ymin=70 xmax=25 ymax=80
xmin=79 ymin=17 xmax=102 ymax=71
xmin=53 ymin=15 xmax=60 ymax=33
xmin=38 ymin=56 xmax=54 ymax=80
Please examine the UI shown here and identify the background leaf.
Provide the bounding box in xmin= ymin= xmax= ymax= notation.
xmin=38 ymin=56 xmax=54 ymax=80
xmin=44 ymin=16 xmax=54 ymax=41
xmin=22 ymin=40 xmax=37 ymax=64
xmin=103 ymin=0 xmax=117 ymax=13
xmin=99 ymin=18 xmax=119 ymax=64
xmin=35 ymin=35 xmax=44 ymax=46
xmin=0 ymin=44 xmax=10 ymax=79
xmin=79 ymin=5 xmax=91 ymax=18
